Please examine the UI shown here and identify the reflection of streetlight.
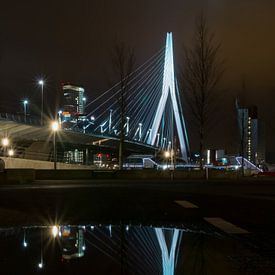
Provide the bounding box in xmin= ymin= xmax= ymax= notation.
xmin=51 ymin=121 xmax=59 ymax=170
xmin=23 ymin=228 xmax=28 ymax=247
xmin=38 ymin=80 xmax=44 ymax=126
xmin=23 ymin=100 xmax=28 ymax=123
xmin=38 ymin=228 xmax=44 ymax=269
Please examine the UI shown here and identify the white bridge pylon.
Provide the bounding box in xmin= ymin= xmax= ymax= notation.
xmin=155 ymin=228 xmax=181 ymax=275
xmin=148 ymin=32 xmax=188 ymax=162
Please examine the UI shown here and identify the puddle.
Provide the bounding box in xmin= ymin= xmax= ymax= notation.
xmin=0 ymin=222 xmax=253 ymax=274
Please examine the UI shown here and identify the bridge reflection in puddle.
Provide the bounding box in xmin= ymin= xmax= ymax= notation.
xmin=0 ymin=223 xmax=242 ymax=274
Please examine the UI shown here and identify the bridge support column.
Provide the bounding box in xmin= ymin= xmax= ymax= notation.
xmin=155 ymin=228 xmax=181 ymax=275
xmin=148 ymin=32 xmax=189 ymax=162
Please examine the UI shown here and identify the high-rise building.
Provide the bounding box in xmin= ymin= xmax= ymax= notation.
xmin=236 ymin=101 xmax=265 ymax=164
xmin=62 ymin=84 xmax=85 ymax=115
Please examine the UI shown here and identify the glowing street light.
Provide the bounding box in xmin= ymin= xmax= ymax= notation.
xmin=58 ymin=110 xmax=62 ymax=124
xmin=164 ymin=151 xmax=171 ymax=170
xmin=51 ymin=121 xmax=59 ymax=132
xmin=8 ymin=149 xmax=14 ymax=157
xmin=38 ymin=80 xmax=44 ymax=126
xmin=1 ymin=137 xmax=10 ymax=157
xmin=51 ymin=225 xmax=59 ymax=238
xmin=51 ymin=121 xmax=59 ymax=170
xmin=23 ymin=99 xmax=28 ymax=123
xmin=82 ymin=97 xmax=86 ymax=113
xmin=1 ymin=137 xmax=9 ymax=147
xmin=164 ymin=151 xmax=170 ymax=159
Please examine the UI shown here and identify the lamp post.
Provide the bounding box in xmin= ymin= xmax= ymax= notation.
xmin=23 ymin=100 xmax=28 ymax=123
xmin=58 ymin=110 xmax=62 ymax=125
xmin=83 ymin=97 xmax=86 ymax=113
xmin=51 ymin=121 xmax=59 ymax=170
xmin=1 ymin=137 xmax=9 ymax=156
xmin=164 ymin=150 xmax=170 ymax=169
xmin=38 ymin=80 xmax=44 ymax=126
xmin=8 ymin=149 xmax=14 ymax=157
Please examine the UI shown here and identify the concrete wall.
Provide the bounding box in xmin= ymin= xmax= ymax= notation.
xmin=2 ymin=157 xmax=94 ymax=170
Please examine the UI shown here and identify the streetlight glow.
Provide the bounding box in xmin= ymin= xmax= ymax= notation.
xmin=51 ymin=121 xmax=59 ymax=170
xmin=1 ymin=138 xmax=9 ymax=147
xmin=23 ymin=99 xmax=29 ymax=123
xmin=38 ymin=79 xmax=44 ymax=125
xmin=8 ymin=149 xmax=14 ymax=157
xmin=164 ymin=151 xmax=170 ymax=158
xmin=51 ymin=121 xmax=59 ymax=132
xmin=51 ymin=225 xmax=59 ymax=238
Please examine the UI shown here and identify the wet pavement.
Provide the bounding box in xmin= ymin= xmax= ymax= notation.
xmin=1 ymin=180 xmax=275 ymax=274
xmin=0 ymin=223 xmax=254 ymax=275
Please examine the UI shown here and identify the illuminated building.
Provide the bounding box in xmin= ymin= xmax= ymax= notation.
xmin=236 ymin=102 xmax=265 ymax=164
xmin=62 ymin=84 xmax=85 ymax=120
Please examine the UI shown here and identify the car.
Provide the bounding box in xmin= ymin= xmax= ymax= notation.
xmin=123 ymin=155 xmax=159 ymax=169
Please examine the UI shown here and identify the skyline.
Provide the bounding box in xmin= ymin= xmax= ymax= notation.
xmin=0 ymin=0 xmax=274 ymax=158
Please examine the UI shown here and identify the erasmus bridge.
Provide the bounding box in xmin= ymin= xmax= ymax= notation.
xmin=80 ymin=32 xmax=189 ymax=161
xmin=0 ymin=33 xmax=189 ymax=163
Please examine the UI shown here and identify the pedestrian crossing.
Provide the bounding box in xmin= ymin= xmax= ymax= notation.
xmin=174 ymin=200 xmax=250 ymax=234
xmin=174 ymin=200 xmax=199 ymax=208
xmin=204 ymin=217 xmax=250 ymax=234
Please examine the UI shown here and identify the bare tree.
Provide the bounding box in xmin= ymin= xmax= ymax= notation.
xmin=111 ymin=42 xmax=135 ymax=170
xmin=181 ymin=13 xmax=224 ymax=166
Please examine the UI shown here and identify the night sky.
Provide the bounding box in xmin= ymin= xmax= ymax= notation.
xmin=0 ymin=1 xmax=275 ymax=158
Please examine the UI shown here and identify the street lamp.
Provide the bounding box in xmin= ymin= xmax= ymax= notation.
xmin=38 ymin=80 xmax=44 ymax=126
xmin=23 ymin=100 xmax=28 ymax=123
xmin=1 ymin=137 xmax=9 ymax=147
xmin=164 ymin=151 xmax=170 ymax=159
xmin=1 ymin=137 xmax=9 ymax=157
xmin=82 ymin=97 xmax=86 ymax=113
xmin=8 ymin=149 xmax=14 ymax=157
xmin=51 ymin=225 xmax=59 ymax=238
xmin=57 ymin=110 xmax=62 ymax=123
xmin=164 ymin=150 xmax=170 ymax=169
xmin=51 ymin=121 xmax=59 ymax=170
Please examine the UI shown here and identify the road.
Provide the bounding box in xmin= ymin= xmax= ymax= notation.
xmin=1 ymin=179 xmax=275 ymax=230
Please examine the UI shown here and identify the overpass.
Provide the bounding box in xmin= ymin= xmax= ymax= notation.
xmin=0 ymin=33 xmax=189 ymax=168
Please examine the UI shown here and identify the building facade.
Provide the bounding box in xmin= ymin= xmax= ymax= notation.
xmin=236 ymin=102 xmax=265 ymax=164
xmin=62 ymin=84 xmax=85 ymax=118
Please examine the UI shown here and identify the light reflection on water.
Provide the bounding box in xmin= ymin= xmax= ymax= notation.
xmin=0 ymin=223 xmax=240 ymax=275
